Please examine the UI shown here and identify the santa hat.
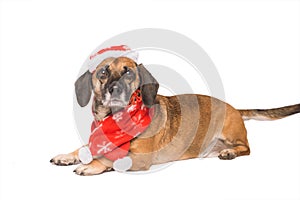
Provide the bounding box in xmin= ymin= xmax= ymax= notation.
xmin=88 ymin=45 xmax=139 ymax=73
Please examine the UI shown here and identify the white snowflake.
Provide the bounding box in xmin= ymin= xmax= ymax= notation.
xmin=132 ymin=113 xmax=142 ymax=122
xmin=127 ymin=105 xmax=137 ymax=113
xmin=141 ymin=104 xmax=145 ymax=110
xmin=131 ymin=122 xmax=137 ymax=126
xmin=96 ymin=141 xmax=112 ymax=154
xmin=112 ymin=112 xmax=123 ymax=122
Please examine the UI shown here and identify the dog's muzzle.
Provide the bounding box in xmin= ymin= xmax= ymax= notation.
xmin=105 ymin=81 xmax=127 ymax=108
xmin=108 ymin=81 xmax=123 ymax=96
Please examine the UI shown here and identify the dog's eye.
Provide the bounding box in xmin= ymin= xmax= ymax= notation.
xmin=123 ymin=67 xmax=135 ymax=82
xmin=97 ymin=66 xmax=109 ymax=79
xmin=100 ymin=69 xmax=106 ymax=74
xmin=123 ymin=66 xmax=132 ymax=76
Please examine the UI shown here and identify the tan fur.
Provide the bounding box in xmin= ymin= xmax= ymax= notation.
xmin=128 ymin=94 xmax=250 ymax=171
xmin=239 ymin=104 xmax=300 ymax=121
xmin=51 ymin=57 xmax=299 ymax=175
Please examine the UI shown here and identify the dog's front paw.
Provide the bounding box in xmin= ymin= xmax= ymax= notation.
xmin=73 ymin=160 xmax=111 ymax=176
xmin=218 ymin=149 xmax=237 ymax=160
xmin=50 ymin=154 xmax=80 ymax=166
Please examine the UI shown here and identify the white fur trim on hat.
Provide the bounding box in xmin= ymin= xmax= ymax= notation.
xmin=88 ymin=45 xmax=138 ymax=73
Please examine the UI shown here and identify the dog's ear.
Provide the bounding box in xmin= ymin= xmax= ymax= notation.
xmin=75 ymin=70 xmax=93 ymax=107
xmin=137 ymin=64 xmax=159 ymax=107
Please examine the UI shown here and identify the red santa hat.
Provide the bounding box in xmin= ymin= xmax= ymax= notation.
xmin=88 ymin=45 xmax=139 ymax=73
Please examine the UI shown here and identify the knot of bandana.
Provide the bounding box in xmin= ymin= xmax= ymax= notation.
xmin=88 ymin=89 xmax=154 ymax=161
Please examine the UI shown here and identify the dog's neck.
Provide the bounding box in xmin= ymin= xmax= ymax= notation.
xmin=92 ymin=89 xmax=142 ymax=121
xmin=92 ymin=98 xmax=111 ymax=121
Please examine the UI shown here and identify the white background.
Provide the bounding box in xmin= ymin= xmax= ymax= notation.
xmin=1 ymin=0 xmax=300 ymax=200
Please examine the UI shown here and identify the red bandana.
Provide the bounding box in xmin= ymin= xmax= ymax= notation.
xmin=88 ymin=90 xmax=154 ymax=161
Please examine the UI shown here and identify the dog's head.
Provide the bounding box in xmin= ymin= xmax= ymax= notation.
xmin=75 ymin=57 xmax=159 ymax=112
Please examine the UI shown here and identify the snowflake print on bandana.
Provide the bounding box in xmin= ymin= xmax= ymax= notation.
xmin=127 ymin=105 xmax=137 ymax=113
xmin=88 ymin=89 xmax=154 ymax=161
xmin=96 ymin=141 xmax=112 ymax=154
xmin=112 ymin=112 xmax=123 ymax=122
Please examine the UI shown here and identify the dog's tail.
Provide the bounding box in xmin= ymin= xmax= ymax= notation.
xmin=238 ymin=103 xmax=300 ymax=121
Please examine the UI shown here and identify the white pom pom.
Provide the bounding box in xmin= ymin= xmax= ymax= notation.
xmin=78 ymin=146 xmax=93 ymax=164
xmin=113 ymin=156 xmax=132 ymax=172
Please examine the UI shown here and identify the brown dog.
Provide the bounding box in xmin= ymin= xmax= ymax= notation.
xmin=50 ymin=57 xmax=300 ymax=175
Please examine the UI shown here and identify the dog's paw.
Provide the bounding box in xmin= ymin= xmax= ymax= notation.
xmin=218 ymin=149 xmax=237 ymax=160
xmin=73 ymin=160 xmax=110 ymax=176
xmin=50 ymin=154 xmax=80 ymax=166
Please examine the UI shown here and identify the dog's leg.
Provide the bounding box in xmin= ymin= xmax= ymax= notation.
xmin=73 ymin=154 xmax=153 ymax=175
xmin=217 ymin=135 xmax=250 ymax=160
xmin=217 ymin=112 xmax=251 ymax=160
xmin=128 ymin=153 xmax=153 ymax=171
xmin=73 ymin=158 xmax=113 ymax=176
xmin=50 ymin=148 xmax=81 ymax=166
xmin=218 ymin=144 xmax=250 ymax=160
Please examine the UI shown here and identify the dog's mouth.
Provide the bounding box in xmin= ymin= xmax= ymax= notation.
xmin=106 ymin=98 xmax=128 ymax=113
xmin=102 ymin=92 xmax=128 ymax=110
xmin=108 ymin=98 xmax=127 ymax=107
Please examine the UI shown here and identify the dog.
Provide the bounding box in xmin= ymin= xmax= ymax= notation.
xmin=50 ymin=56 xmax=300 ymax=175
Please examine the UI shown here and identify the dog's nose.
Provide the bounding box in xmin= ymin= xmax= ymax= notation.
xmin=108 ymin=81 xmax=123 ymax=95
